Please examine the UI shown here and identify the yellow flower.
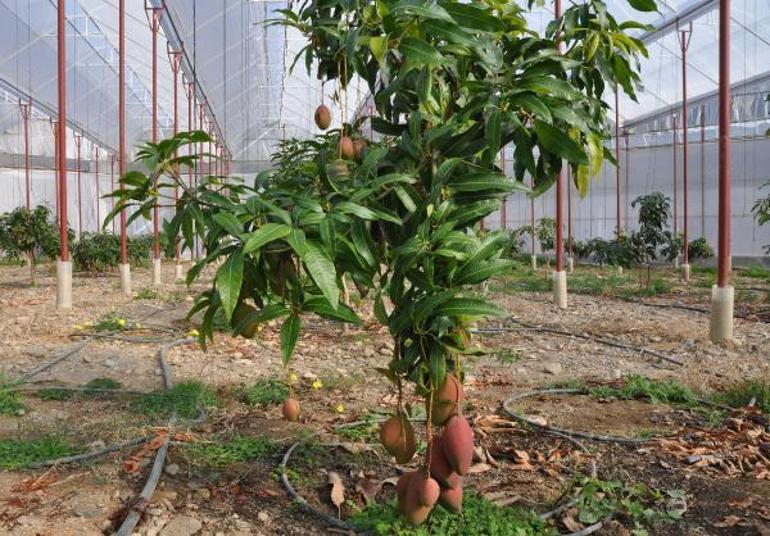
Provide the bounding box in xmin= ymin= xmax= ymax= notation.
xmin=84 ymin=321 xmax=93 ymax=327
xmin=188 ymin=329 xmax=199 ymax=337
xmin=312 ymin=379 xmax=323 ymax=390
xmin=73 ymin=324 xmax=83 ymax=331
xmin=133 ymin=322 xmax=142 ymax=330
xmin=116 ymin=318 xmax=127 ymax=328
xmin=288 ymin=373 xmax=299 ymax=385
xmin=334 ymin=403 xmax=345 ymax=414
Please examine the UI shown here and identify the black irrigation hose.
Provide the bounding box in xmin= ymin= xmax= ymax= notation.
xmin=16 ymin=342 xmax=89 ymax=383
xmin=502 ymin=388 xmax=652 ymax=445
xmin=278 ymin=418 xmax=600 ymax=535
xmin=477 ymin=317 xmax=685 ymax=368
xmin=28 ymin=437 xmax=149 ymax=469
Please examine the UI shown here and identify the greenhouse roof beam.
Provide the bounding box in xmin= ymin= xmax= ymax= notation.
xmin=638 ymin=0 xmax=717 ymax=44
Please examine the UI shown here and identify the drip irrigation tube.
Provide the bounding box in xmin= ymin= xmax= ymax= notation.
xmin=17 ymin=342 xmax=88 ymax=382
xmin=28 ymin=437 xmax=149 ymax=468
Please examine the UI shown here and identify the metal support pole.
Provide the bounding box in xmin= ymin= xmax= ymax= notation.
xmin=74 ymin=133 xmax=83 ymax=237
xmin=118 ymin=0 xmax=131 ymax=296
xmin=710 ymin=0 xmax=732 ymax=343
xmin=552 ymin=0 xmax=567 ymax=308
xmin=184 ymin=77 xmax=194 ymax=261
xmin=700 ymin=105 xmax=706 ymax=238
xmin=615 ymin=84 xmax=621 ymax=237
xmin=50 ymin=118 xmax=59 ymax=225
xmin=500 ymin=148 xmax=507 ymax=230
xmin=567 ymin=166 xmax=572 ymax=257
xmin=56 ymin=0 xmax=71 ymax=309
xmin=109 ymin=153 xmax=116 ymax=234
xmin=94 ymin=146 xmax=100 ymax=231
xmin=169 ymin=45 xmax=182 ymax=268
xmin=624 ymin=130 xmax=630 ymax=229
xmin=146 ymin=2 xmax=162 ymax=264
xmin=20 ymin=101 xmax=31 ymax=211
xmin=679 ymin=24 xmax=693 ymax=277
xmin=673 ymin=114 xmax=678 ymax=238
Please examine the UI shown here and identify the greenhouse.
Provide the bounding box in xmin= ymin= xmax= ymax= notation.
xmin=0 ymin=0 xmax=768 ymax=534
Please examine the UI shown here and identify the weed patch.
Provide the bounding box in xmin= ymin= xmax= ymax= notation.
xmin=0 ymin=437 xmax=76 ymax=469
xmin=240 ymin=377 xmax=288 ymax=406
xmin=131 ymin=381 xmax=217 ymax=420
xmin=589 ymin=375 xmax=696 ymax=406
xmin=349 ymin=492 xmax=552 ymax=535
xmin=182 ymin=435 xmax=278 ymax=468
xmin=0 ymin=374 xmax=24 ymax=415
xmin=716 ymin=380 xmax=770 ymax=413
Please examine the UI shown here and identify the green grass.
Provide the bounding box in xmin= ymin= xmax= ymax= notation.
xmin=568 ymin=272 xmax=634 ymax=296
xmin=92 ymin=312 xmax=129 ymax=332
xmin=589 ymin=375 xmax=696 ymax=406
xmin=182 ymin=435 xmax=278 ymax=468
xmin=691 ymin=265 xmax=716 ymax=275
xmin=739 ymin=264 xmax=770 ymax=279
xmin=0 ymin=437 xmax=76 ymax=469
xmin=336 ymin=412 xmax=382 ymax=442
xmin=38 ymin=377 xmax=123 ymax=401
xmin=240 ymin=377 xmax=288 ymax=406
xmin=0 ymin=374 xmax=25 ymax=415
xmin=491 ymin=348 xmax=522 ymax=364
xmin=349 ymin=492 xmax=553 ymax=536
xmin=131 ymin=381 xmax=218 ymax=420
xmin=621 ymin=277 xmax=675 ymax=298
xmin=715 ymin=380 xmax=770 ymax=414
xmin=135 ymin=288 xmax=160 ymax=300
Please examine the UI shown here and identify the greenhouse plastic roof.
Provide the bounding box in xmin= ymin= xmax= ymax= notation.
xmin=0 ymin=0 xmax=768 ymax=171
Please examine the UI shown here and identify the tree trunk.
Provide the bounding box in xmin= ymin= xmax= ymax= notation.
xmin=29 ymin=251 xmax=36 ymax=286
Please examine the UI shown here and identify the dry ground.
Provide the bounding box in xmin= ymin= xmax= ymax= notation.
xmin=0 ymin=261 xmax=768 ymax=535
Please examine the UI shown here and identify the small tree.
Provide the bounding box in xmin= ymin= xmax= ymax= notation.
xmin=535 ymin=217 xmax=556 ymax=268
xmin=0 ymin=205 xmax=63 ymax=284
xmin=752 ymin=183 xmax=770 ymax=253
xmin=630 ymin=192 xmax=672 ymax=287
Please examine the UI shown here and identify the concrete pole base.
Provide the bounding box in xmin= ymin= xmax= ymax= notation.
xmin=56 ymin=260 xmax=72 ymax=309
xmin=552 ymin=270 xmax=568 ymax=309
xmin=617 ymin=266 xmax=623 ymax=275
xmin=119 ymin=263 xmax=132 ymax=297
xmin=530 ymin=255 xmax=537 ymax=271
xmin=709 ymin=285 xmax=734 ymax=344
xmin=152 ymin=258 xmax=162 ymax=286
xmin=175 ymin=262 xmax=185 ymax=281
xmin=567 ymin=257 xmax=574 ymax=273
xmin=674 ymin=256 xmax=680 ymax=269
xmin=682 ymin=263 xmax=691 ymax=282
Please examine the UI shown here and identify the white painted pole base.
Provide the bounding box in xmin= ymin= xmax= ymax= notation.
xmin=552 ymin=270 xmax=567 ymax=309
xmin=567 ymin=257 xmax=574 ymax=273
xmin=152 ymin=258 xmax=162 ymax=286
xmin=530 ymin=255 xmax=537 ymax=271
xmin=175 ymin=262 xmax=184 ymax=281
xmin=617 ymin=266 xmax=623 ymax=275
xmin=682 ymin=263 xmax=691 ymax=282
xmin=119 ymin=263 xmax=132 ymax=297
xmin=674 ymin=256 xmax=680 ymax=269
xmin=56 ymin=260 xmax=72 ymax=309
xmin=709 ymin=285 xmax=734 ymax=344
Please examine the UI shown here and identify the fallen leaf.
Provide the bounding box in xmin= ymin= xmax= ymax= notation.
xmin=328 ymin=472 xmax=345 ymax=517
xmin=713 ymin=515 xmax=742 ymax=528
xmin=468 ymin=463 xmax=492 ymax=474
xmin=356 ymin=477 xmax=381 ymax=506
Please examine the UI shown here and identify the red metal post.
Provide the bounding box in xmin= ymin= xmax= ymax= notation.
xmin=20 ymin=101 xmax=31 ymax=211
xmin=614 ymin=84 xmax=621 ymax=237
xmin=679 ymin=24 xmax=692 ymax=265
xmin=74 ymin=133 xmax=83 ymax=237
xmin=94 ymin=146 xmax=101 ymax=230
xmin=554 ymin=0 xmax=564 ymax=271
xmin=119 ymin=0 xmax=128 ymax=264
xmin=673 ymin=115 xmax=678 ymax=236
xmin=169 ymin=46 xmax=182 ymax=263
xmin=57 ymin=0 xmax=69 ymax=261
xmin=717 ymin=0 xmax=730 ymax=288
xmin=109 ymin=153 xmax=117 ymax=234
xmin=147 ymin=2 xmax=162 ymax=261
xmin=50 ymin=118 xmax=59 ymax=224
xmin=624 ymin=130 xmax=630 ymax=229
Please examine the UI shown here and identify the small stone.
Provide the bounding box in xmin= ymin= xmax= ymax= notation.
xmin=159 ymin=515 xmax=202 ymax=536
xmin=610 ymin=369 xmax=622 ymax=380
xmin=147 ymin=507 xmax=164 ymax=517
xmin=257 ymin=511 xmax=270 ymax=522
xmin=165 ymin=463 xmax=180 ymax=476
xmin=104 ymin=359 xmax=118 ymax=369
xmin=194 ymin=488 xmax=210 ymax=500
xmin=88 ymin=440 xmax=106 ymax=450
xmin=542 ymin=362 xmax=562 ymax=375
xmin=301 ymin=371 xmax=318 ymax=381
xmin=378 ymin=347 xmax=391 ymax=356
xmin=649 ymin=335 xmax=662 ymax=343
xmin=15 ymin=408 xmax=25 ymax=416
xmin=82 ymin=355 xmax=93 ymax=363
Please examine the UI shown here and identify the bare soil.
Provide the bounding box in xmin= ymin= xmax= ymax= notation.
xmin=0 ymin=262 xmax=768 ymax=535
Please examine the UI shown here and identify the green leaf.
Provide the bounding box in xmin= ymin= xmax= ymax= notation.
xmin=626 ymin=0 xmax=657 ymax=12
xmin=242 ymin=223 xmax=292 ymax=254
xmin=534 ymin=120 xmax=589 ymax=164
xmin=448 ymin=172 xmax=518 ymax=193
xmin=279 ymin=314 xmax=301 ymax=365
xmin=510 ymin=93 xmax=552 ymax=123
xmin=392 ymin=1 xmax=454 ymax=23
xmin=400 ymin=37 xmax=445 ymax=69
xmin=234 ymin=304 xmax=290 ymax=335
xmin=369 ymin=35 xmax=389 ymax=65
xmin=302 ymin=240 xmax=340 ymax=308
xmin=212 ymin=212 xmax=243 ymax=237
xmin=216 ymin=250 xmax=244 ymax=321
xmin=442 ymin=2 xmax=504 ymax=32
xmin=434 ymin=297 xmax=506 ymax=318
xmin=428 ymin=344 xmax=446 ymax=389
xmin=374 ymin=293 xmax=389 ymax=324
xmin=303 ymin=296 xmax=361 ymax=324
